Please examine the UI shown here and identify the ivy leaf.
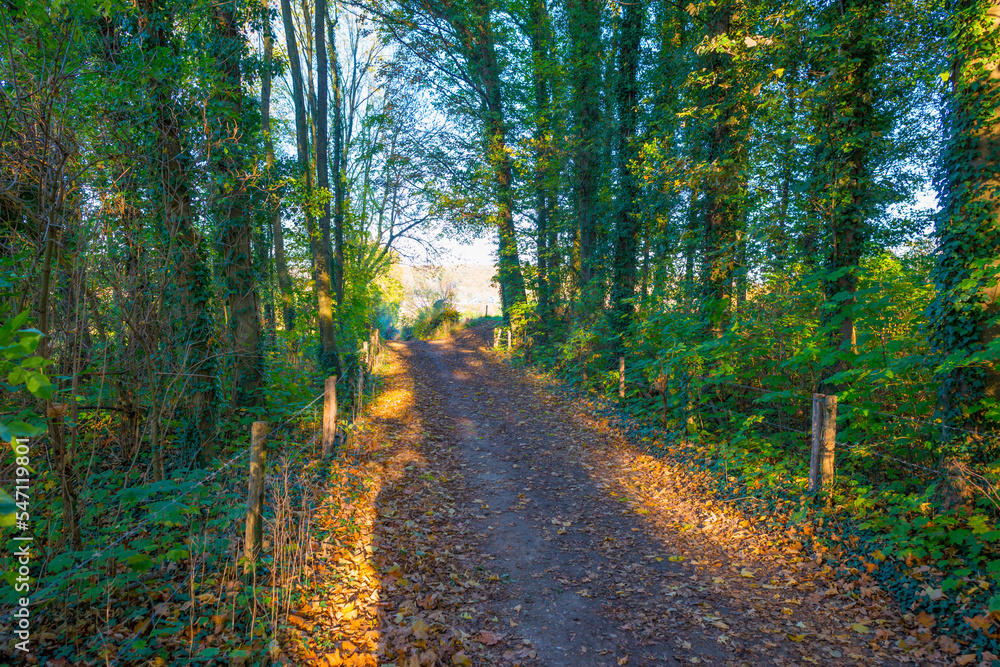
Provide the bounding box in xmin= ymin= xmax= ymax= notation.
xmin=25 ymin=372 xmax=52 ymax=399
xmin=126 ymin=553 xmax=154 ymax=572
xmin=4 ymin=420 xmax=45 ymax=439
xmin=0 ymin=488 xmax=16 ymax=528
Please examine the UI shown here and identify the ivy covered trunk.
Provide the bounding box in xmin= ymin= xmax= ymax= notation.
xmin=142 ymin=0 xmax=218 ymax=464
xmin=567 ymin=0 xmax=602 ymax=292
xmin=484 ymin=69 xmax=527 ymax=322
xmin=609 ymin=0 xmax=643 ymax=341
xmin=260 ymin=2 xmax=295 ymax=331
xmin=815 ymin=0 xmax=879 ymax=393
xmin=213 ymin=0 xmax=264 ymax=408
xmin=280 ymin=0 xmax=340 ymax=374
xmin=698 ymin=1 xmax=745 ymax=339
xmin=529 ymin=0 xmax=555 ymax=331
xmin=929 ymin=0 xmax=1000 ymax=435
xmin=465 ymin=0 xmax=526 ymax=321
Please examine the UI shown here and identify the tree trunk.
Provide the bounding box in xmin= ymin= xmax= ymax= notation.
xmin=529 ymin=0 xmax=555 ymax=331
xmin=567 ymin=0 xmax=602 ymax=292
xmin=213 ymin=0 xmax=264 ymax=408
xmin=928 ymin=0 xmax=1000 ymax=434
xmin=698 ymin=1 xmax=745 ymax=338
xmin=610 ymin=0 xmax=643 ymax=341
xmin=331 ymin=14 xmax=346 ymax=306
xmin=141 ymin=0 xmax=217 ymax=464
xmin=466 ymin=1 xmax=527 ymax=319
xmin=261 ymin=6 xmax=295 ymax=331
xmin=314 ymin=0 xmax=340 ymax=371
xmin=281 ymin=0 xmax=341 ymax=374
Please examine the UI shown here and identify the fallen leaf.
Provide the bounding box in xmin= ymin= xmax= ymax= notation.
xmin=479 ymin=630 xmax=504 ymax=646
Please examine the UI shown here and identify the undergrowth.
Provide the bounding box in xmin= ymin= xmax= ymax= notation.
xmin=503 ymin=253 xmax=1000 ymax=657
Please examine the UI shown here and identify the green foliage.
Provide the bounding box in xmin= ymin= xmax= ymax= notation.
xmin=518 ymin=244 xmax=1000 ymax=650
xmin=407 ymin=299 xmax=462 ymax=340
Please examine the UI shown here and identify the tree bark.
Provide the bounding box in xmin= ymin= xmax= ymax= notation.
xmin=567 ymin=0 xmax=602 ymax=292
xmin=529 ymin=0 xmax=555 ymax=330
xmin=928 ymin=0 xmax=1000 ymax=433
xmin=610 ymin=0 xmax=643 ymax=340
xmin=281 ymin=0 xmax=341 ymax=374
xmin=141 ymin=0 xmax=217 ymax=463
xmin=698 ymin=1 xmax=745 ymax=338
xmin=261 ymin=6 xmax=295 ymax=331
xmin=213 ymin=0 xmax=264 ymax=408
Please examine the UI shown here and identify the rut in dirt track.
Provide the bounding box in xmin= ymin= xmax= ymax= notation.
xmin=396 ymin=325 xmax=908 ymax=667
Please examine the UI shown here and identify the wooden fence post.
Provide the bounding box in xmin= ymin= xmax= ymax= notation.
xmin=245 ymin=421 xmax=268 ymax=567
xmin=507 ymin=327 xmax=512 ymax=350
xmin=809 ymin=393 xmax=838 ymax=493
xmin=809 ymin=393 xmax=824 ymax=493
xmin=322 ymin=376 xmax=337 ymax=456
xmin=362 ymin=340 xmax=369 ymax=370
xmin=356 ymin=365 xmax=364 ymax=419
xmin=619 ymin=356 xmax=626 ymax=399
xmin=822 ymin=394 xmax=838 ymax=491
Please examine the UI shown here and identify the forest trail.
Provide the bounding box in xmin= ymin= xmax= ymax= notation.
xmin=288 ymin=324 xmax=939 ymax=667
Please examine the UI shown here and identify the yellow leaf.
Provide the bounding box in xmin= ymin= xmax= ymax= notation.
xmin=740 ymin=569 xmax=754 ymax=578
xmin=775 ymin=68 xmax=785 ymax=77
xmin=452 ymin=651 xmax=472 ymax=666
xmin=412 ymin=617 xmax=431 ymax=641
xmin=851 ymin=623 xmax=870 ymax=634
xmin=788 ymin=634 xmax=805 ymax=642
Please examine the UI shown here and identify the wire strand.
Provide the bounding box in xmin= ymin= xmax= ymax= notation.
xmin=28 ymin=391 xmax=326 ymax=606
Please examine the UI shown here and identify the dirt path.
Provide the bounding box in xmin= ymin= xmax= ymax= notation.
xmin=287 ymin=325 xmax=946 ymax=666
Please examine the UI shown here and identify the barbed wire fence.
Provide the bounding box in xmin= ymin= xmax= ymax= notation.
xmin=506 ymin=340 xmax=1000 ymax=510
xmin=0 ymin=330 xmax=385 ymax=664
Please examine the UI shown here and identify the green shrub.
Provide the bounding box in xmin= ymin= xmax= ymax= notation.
xmin=410 ymin=299 xmax=462 ymax=340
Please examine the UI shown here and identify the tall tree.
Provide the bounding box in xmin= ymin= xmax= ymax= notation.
xmin=281 ymin=0 xmax=341 ymax=373
xmin=141 ymin=0 xmax=218 ymax=463
xmin=928 ymin=0 xmax=1000 ymax=433
xmin=370 ymin=0 xmax=527 ymax=319
xmin=566 ymin=0 xmax=603 ymax=292
xmin=315 ymin=0 xmax=341 ymax=371
xmin=697 ymin=0 xmax=746 ymax=338
xmin=212 ymin=0 xmax=265 ymax=407
xmin=813 ymin=0 xmax=881 ymax=392
xmin=528 ymin=0 xmax=557 ymax=329
xmin=609 ymin=0 xmax=644 ymax=339
xmin=331 ymin=11 xmax=347 ymax=305
xmin=261 ymin=0 xmax=296 ymax=331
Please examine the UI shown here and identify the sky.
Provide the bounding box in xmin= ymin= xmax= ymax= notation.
xmin=396 ymin=229 xmax=497 ymax=267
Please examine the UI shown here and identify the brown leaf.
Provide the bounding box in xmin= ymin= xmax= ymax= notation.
xmin=478 ymin=630 xmax=504 ymax=646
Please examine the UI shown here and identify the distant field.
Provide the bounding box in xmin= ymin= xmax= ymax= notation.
xmin=396 ymin=263 xmax=500 ymax=319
